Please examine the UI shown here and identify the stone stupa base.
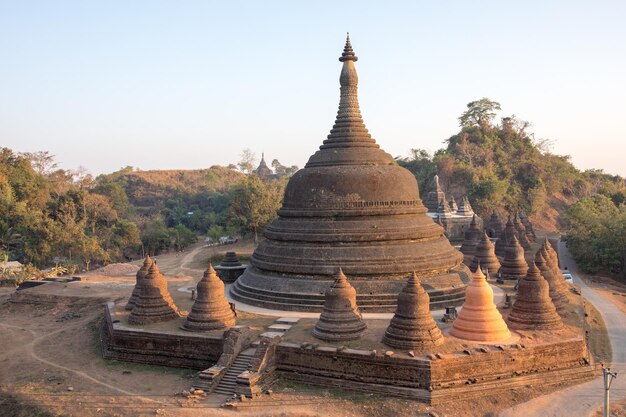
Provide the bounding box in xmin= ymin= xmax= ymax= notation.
xmin=230 ymin=265 xmax=471 ymax=313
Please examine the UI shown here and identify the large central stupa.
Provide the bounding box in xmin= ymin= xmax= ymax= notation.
xmin=231 ymin=35 xmax=469 ymax=312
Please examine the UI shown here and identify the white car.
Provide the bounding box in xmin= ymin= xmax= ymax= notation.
xmin=562 ymin=273 xmax=573 ymax=284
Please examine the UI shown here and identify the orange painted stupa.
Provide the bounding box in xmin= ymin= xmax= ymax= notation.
xmin=449 ymin=263 xmax=511 ymax=342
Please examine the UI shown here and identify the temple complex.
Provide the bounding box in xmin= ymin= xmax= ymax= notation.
xmin=449 ymin=265 xmax=512 ymax=342
xmin=128 ymin=262 xmax=179 ymax=325
xmin=382 ymin=272 xmax=444 ymax=350
xmin=125 ymin=256 xmax=153 ymax=311
xmin=96 ymin=36 xmax=596 ymax=408
xmin=498 ymin=236 xmax=528 ymax=281
xmin=231 ymin=35 xmax=468 ymax=312
xmin=181 ymin=265 xmax=236 ymax=332
xmin=469 ymin=232 xmax=501 ymax=274
xmin=507 ymin=262 xmax=563 ymax=330
xmin=312 ymin=268 xmax=367 ymax=341
xmin=459 ymin=215 xmax=482 ymax=260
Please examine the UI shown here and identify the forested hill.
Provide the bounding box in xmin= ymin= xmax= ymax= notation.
xmin=97 ymin=166 xmax=245 ymax=213
xmin=397 ymin=99 xmax=626 ymax=232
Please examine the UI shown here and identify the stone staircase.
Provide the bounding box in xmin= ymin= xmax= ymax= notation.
xmin=213 ymin=348 xmax=255 ymax=396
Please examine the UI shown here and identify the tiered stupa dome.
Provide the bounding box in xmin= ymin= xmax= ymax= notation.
xmin=449 ymin=264 xmax=511 ymax=342
xmin=383 ymin=272 xmax=444 ymax=350
xmin=181 ymin=264 xmax=236 ymax=331
xmin=470 ymin=232 xmax=501 ymax=274
xmin=507 ymin=262 xmax=563 ymax=330
xmin=128 ymin=262 xmax=179 ymax=325
xmin=460 ymin=215 xmax=482 ymax=260
xmin=312 ymin=268 xmax=367 ymax=341
xmin=125 ymin=256 xmax=153 ymax=311
xmin=498 ymin=236 xmax=529 ymax=281
xmin=231 ymin=35 xmax=468 ymax=312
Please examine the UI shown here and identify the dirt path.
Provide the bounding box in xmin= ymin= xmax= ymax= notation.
xmin=0 ymin=318 xmax=154 ymax=399
xmin=500 ymin=242 xmax=626 ymax=417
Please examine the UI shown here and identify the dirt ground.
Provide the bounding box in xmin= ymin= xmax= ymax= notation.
xmin=0 ymin=241 xmax=616 ymax=417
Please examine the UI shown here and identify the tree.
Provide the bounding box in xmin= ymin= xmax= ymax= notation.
xmin=228 ymin=175 xmax=285 ymax=243
xmin=21 ymin=151 xmax=58 ymax=176
xmin=458 ymin=98 xmax=501 ymax=128
xmin=237 ymin=149 xmax=257 ymax=174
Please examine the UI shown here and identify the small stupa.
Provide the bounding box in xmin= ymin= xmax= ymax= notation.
xmin=518 ymin=230 xmax=533 ymax=252
xmin=449 ymin=264 xmax=511 ymax=342
xmin=470 ymin=232 xmax=501 ymax=274
xmin=125 ymin=256 xmax=153 ymax=311
xmin=181 ymin=264 xmax=236 ymax=332
xmin=507 ymin=262 xmax=563 ymax=330
xmin=448 ymin=196 xmax=458 ymax=213
xmin=425 ymin=175 xmax=446 ymax=212
xmin=457 ymin=196 xmax=474 ymax=216
xmin=534 ymin=250 xmax=567 ymax=311
xmin=498 ymin=236 xmax=528 ymax=281
xmin=495 ymin=215 xmax=518 ymax=257
xmin=486 ymin=211 xmax=503 ymax=239
xmin=312 ymin=268 xmax=367 ymax=341
xmin=513 ymin=211 xmax=527 ymax=236
xmin=519 ymin=210 xmax=536 ymax=241
xmin=437 ymin=198 xmax=453 ymax=218
xmin=128 ymin=262 xmax=179 ymax=325
xmin=460 ymin=215 xmax=482 ymax=259
xmin=383 ymin=272 xmax=444 ymax=350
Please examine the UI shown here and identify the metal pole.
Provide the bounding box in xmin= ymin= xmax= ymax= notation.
xmin=603 ymin=366 xmax=617 ymax=417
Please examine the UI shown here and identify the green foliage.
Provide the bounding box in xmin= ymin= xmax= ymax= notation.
xmin=0 ymin=148 xmax=141 ymax=269
xmin=228 ymin=174 xmax=286 ymax=242
xmin=564 ymin=195 xmax=626 ymax=275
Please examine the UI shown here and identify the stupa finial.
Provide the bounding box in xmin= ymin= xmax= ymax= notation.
xmin=339 ymin=32 xmax=358 ymax=62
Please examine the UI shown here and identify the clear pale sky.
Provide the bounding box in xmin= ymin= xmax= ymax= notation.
xmin=1 ymin=1 xmax=625 ymax=176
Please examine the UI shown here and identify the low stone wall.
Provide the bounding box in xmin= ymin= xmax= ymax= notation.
xmin=101 ymin=303 xmax=224 ymax=369
xmin=274 ymin=335 xmax=596 ymax=404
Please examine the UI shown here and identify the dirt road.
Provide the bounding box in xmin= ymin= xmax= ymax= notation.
xmin=500 ymin=242 xmax=626 ymax=417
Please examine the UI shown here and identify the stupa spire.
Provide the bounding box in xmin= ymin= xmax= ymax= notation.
xmin=306 ymin=34 xmax=386 ymax=168
xmin=339 ymin=33 xmax=357 ymax=62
